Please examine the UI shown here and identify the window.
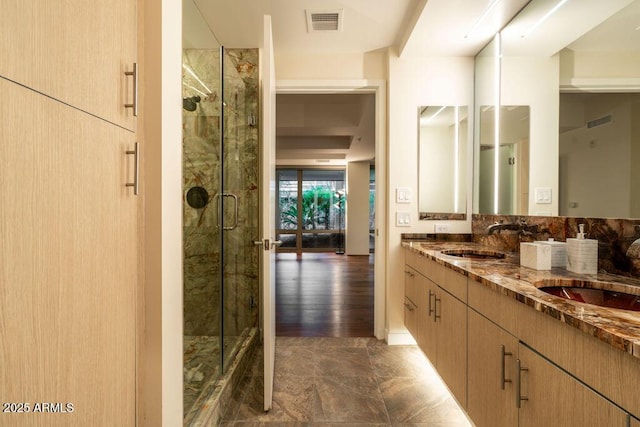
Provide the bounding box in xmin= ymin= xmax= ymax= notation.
xmin=276 ymin=169 xmax=345 ymax=252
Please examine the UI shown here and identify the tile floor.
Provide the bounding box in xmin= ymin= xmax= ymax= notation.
xmin=221 ymin=337 xmax=473 ymax=426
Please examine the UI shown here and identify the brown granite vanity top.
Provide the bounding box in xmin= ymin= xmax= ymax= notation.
xmin=403 ymin=241 xmax=640 ymax=359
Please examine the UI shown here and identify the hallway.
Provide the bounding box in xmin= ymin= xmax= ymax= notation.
xmin=221 ymin=337 xmax=472 ymax=425
xmin=275 ymin=253 xmax=375 ymax=337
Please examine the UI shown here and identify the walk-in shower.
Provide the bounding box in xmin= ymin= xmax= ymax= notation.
xmin=182 ymin=1 xmax=260 ymax=424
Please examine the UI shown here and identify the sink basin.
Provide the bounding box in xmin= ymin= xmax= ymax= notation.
xmin=440 ymin=249 xmax=506 ymax=260
xmin=536 ymin=279 xmax=640 ymax=312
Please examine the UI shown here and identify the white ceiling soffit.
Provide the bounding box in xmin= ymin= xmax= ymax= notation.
xmin=565 ymin=0 xmax=640 ymax=52
xmin=194 ymin=0 xmax=420 ymax=54
xmin=400 ymin=0 xmax=531 ymax=57
xmin=500 ymin=0 xmax=636 ymax=56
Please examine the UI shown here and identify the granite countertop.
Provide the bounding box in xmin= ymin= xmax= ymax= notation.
xmin=402 ymin=241 xmax=640 ymax=359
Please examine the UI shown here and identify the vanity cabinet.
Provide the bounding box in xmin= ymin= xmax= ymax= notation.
xmin=467 ymin=309 xmax=518 ymax=427
xmin=403 ymin=266 xmax=419 ymax=340
xmin=405 ymin=246 xmax=640 ymax=427
xmin=404 ymin=253 xmax=467 ymax=407
xmin=517 ymin=343 xmax=628 ymax=427
xmin=0 ymin=0 xmax=138 ymax=131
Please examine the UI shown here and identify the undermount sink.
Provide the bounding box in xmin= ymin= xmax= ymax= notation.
xmin=536 ymin=279 xmax=640 ymax=312
xmin=440 ymin=249 xmax=506 ymax=260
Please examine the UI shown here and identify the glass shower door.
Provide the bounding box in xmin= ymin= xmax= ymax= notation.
xmin=219 ymin=47 xmax=260 ymax=372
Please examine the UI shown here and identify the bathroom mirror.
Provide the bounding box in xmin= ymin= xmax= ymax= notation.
xmin=418 ymin=106 xmax=468 ymax=220
xmin=478 ymin=105 xmax=530 ymax=215
xmin=473 ymin=0 xmax=640 ymax=219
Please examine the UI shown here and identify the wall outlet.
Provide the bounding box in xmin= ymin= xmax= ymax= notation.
xmin=435 ymin=223 xmax=450 ymax=233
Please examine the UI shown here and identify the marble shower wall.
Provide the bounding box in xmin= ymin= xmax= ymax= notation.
xmin=472 ymin=214 xmax=640 ymax=277
xmin=183 ymin=48 xmax=259 ymax=336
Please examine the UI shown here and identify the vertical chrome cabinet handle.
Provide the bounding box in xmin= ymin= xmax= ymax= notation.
xmin=433 ymin=294 xmax=441 ymax=322
xmin=124 ymin=63 xmax=138 ymax=116
xmin=501 ymin=345 xmax=513 ymax=390
xmin=515 ymin=359 xmax=529 ymax=408
xmin=125 ymin=142 xmax=139 ymax=195
xmin=428 ymin=290 xmax=435 ymax=317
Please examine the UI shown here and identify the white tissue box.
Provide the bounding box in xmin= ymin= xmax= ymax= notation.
xmin=566 ymin=238 xmax=598 ymax=274
xmin=536 ymin=241 xmax=567 ymax=268
xmin=520 ymin=242 xmax=552 ymax=270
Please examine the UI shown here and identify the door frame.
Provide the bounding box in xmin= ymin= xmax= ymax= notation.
xmin=275 ymin=79 xmax=387 ymax=340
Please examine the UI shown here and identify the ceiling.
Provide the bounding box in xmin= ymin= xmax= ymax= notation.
xmin=189 ymin=0 xmax=640 ymax=166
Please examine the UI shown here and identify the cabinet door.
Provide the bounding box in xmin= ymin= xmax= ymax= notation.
xmin=631 ymin=417 xmax=640 ymax=427
xmin=0 ymin=0 xmax=137 ymax=130
xmin=404 ymin=267 xmax=419 ymax=339
xmin=418 ymin=276 xmax=438 ymax=364
xmin=414 ymin=273 xmax=430 ymax=351
xmin=435 ymin=288 xmax=467 ymax=408
xmin=467 ymin=309 xmax=518 ymax=427
xmin=518 ymin=344 xmax=628 ymax=427
xmin=0 ymin=79 xmax=137 ymax=426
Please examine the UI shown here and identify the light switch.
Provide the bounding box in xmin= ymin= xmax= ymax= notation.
xmin=535 ymin=187 xmax=552 ymax=204
xmin=396 ymin=212 xmax=411 ymax=227
xmin=396 ymin=187 xmax=412 ymax=204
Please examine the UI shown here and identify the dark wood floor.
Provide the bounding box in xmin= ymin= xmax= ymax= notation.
xmin=275 ymin=252 xmax=374 ymax=337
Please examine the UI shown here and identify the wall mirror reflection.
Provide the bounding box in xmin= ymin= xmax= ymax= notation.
xmin=418 ymin=106 xmax=468 ymax=220
xmin=478 ymin=105 xmax=530 ymax=215
xmin=473 ymin=0 xmax=640 ymax=219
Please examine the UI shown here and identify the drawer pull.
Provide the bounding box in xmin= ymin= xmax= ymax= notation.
xmin=501 ymin=345 xmax=513 ymax=390
xmin=428 ymin=290 xmax=435 ymax=317
xmin=125 ymin=142 xmax=139 ymax=195
xmin=124 ymin=63 xmax=139 ymax=116
xmin=516 ymin=359 xmax=529 ymax=408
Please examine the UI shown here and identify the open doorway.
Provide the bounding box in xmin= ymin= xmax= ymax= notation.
xmin=274 ymin=91 xmax=378 ymax=337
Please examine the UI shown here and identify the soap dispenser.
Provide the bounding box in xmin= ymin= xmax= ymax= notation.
xmin=566 ymin=224 xmax=598 ymax=274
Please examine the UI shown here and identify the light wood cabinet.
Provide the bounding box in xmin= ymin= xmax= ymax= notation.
xmin=406 ymin=246 xmax=640 ymax=426
xmin=434 ymin=285 xmax=467 ymax=408
xmin=404 ymin=255 xmax=467 ymax=407
xmin=404 ymin=267 xmax=419 ymax=339
xmin=467 ymin=309 xmax=518 ymax=427
xmin=0 ymin=0 xmax=138 ymax=130
xmin=517 ymin=344 xmax=628 ymax=427
xmin=417 ymin=274 xmax=438 ymax=364
xmin=0 ymin=77 xmax=137 ymax=426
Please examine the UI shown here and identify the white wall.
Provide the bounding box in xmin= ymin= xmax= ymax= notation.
xmin=559 ymin=94 xmax=634 ymax=217
xmin=275 ymin=51 xmax=386 ymax=80
xmin=346 ymin=161 xmax=371 ymax=255
xmin=144 ymin=0 xmax=184 ymax=425
xmin=501 ymin=55 xmax=560 ymax=216
xmin=386 ymin=50 xmax=474 ymax=344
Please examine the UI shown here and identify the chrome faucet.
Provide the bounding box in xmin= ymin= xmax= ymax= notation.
xmin=487 ymin=220 xmax=539 ymax=236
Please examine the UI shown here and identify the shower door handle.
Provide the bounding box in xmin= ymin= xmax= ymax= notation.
xmin=271 ymin=240 xmax=282 ymax=249
xmin=216 ymin=193 xmax=239 ymax=230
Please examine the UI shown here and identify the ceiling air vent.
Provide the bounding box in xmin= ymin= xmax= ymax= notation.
xmin=306 ymin=9 xmax=343 ymax=32
xmin=587 ymin=114 xmax=613 ymax=129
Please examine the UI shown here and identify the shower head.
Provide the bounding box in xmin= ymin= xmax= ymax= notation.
xmin=183 ymin=95 xmax=201 ymax=112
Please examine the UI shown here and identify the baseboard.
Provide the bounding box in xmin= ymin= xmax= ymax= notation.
xmin=385 ymin=330 xmax=417 ymax=346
